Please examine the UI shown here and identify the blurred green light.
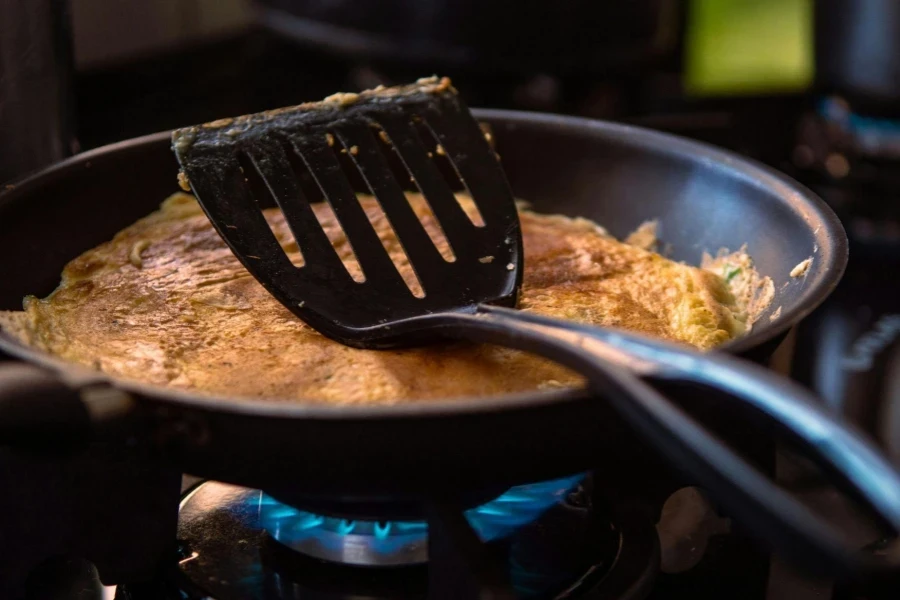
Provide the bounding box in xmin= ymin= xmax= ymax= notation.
xmin=685 ymin=0 xmax=814 ymax=96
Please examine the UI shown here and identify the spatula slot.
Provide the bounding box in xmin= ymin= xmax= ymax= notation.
xmin=410 ymin=120 xmax=465 ymax=191
xmin=279 ymin=139 xmax=366 ymax=283
xmin=411 ymin=118 xmax=486 ymax=228
xmin=286 ymin=137 xmax=416 ymax=297
xmin=235 ymin=151 xmax=305 ymax=268
xmin=376 ymin=123 xmax=456 ymax=262
xmin=279 ymin=139 xmax=326 ymax=204
xmin=327 ymin=130 xmax=426 ymax=298
xmin=419 ymin=107 xmax=512 ymax=232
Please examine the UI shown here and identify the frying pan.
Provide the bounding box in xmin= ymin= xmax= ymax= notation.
xmin=0 ymin=110 xmax=877 ymax=577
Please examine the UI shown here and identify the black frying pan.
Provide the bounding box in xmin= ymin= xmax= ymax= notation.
xmin=2 ymin=111 xmax=886 ymax=579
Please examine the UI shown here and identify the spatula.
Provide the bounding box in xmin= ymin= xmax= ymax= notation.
xmin=172 ymin=78 xmax=900 ymax=578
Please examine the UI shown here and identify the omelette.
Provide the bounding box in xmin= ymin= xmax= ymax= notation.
xmin=0 ymin=192 xmax=769 ymax=405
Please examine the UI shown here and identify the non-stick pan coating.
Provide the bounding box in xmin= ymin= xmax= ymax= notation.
xmin=0 ymin=111 xmax=847 ymax=499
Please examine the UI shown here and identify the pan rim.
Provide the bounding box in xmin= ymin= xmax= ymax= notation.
xmin=0 ymin=110 xmax=848 ymax=419
xmin=474 ymin=109 xmax=848 ymax=356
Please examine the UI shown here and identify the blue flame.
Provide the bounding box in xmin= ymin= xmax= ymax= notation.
xmin=257 ymin=473 xmax=585 ymax=557
xmin=463 ymin=474 xmax=585 ymax=540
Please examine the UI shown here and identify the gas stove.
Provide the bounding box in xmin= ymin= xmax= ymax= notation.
xmin=3 ymin=28 xmax=899 ymax=600
xmin=171 ymin=476 xmax=651 ymax=599
xmin=3 ymin=439 xmax=881 ymax=600
xmin=2 ymin=438 xmax=773 ymax=600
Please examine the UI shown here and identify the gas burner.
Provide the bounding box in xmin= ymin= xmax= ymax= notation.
xmin=261 ymin=500 xmax=429 ymax=566
xmin=163 ymin=477 xmax=659 ymax=599
xmin=258 ymin=474 xmax=586 ymax=567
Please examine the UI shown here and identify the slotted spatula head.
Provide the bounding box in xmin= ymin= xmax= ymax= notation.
xmin=172 ymin=77 xmax=522 ymax=348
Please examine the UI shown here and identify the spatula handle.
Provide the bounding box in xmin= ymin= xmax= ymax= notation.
xmin=437 ymin=305 xmax=900 ymax=581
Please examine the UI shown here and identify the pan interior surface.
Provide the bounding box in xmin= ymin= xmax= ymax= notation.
xmin=0 ymin=111 xmax=846 ymax=415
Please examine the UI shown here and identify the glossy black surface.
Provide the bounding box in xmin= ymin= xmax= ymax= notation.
xmin=174 ymin=84 xmax=521 ymax=348
xmin=0 ymin=111 xmax=845 ymax=501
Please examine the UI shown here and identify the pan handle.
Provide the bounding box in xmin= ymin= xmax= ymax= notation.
xmin=437 ymin=306 xmax=900 ymax=581
xmin=0 ymin=363 xmax=134 ymax=452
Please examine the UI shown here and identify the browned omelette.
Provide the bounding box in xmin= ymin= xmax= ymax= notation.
xmin=0 ymin=192 xmax=762 ymax=405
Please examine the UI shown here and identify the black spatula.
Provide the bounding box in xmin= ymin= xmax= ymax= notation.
xmin=173 ymin=77 xmax=521 ymax=348
xmin=173 ymin=78 xmax=900 ymax=578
